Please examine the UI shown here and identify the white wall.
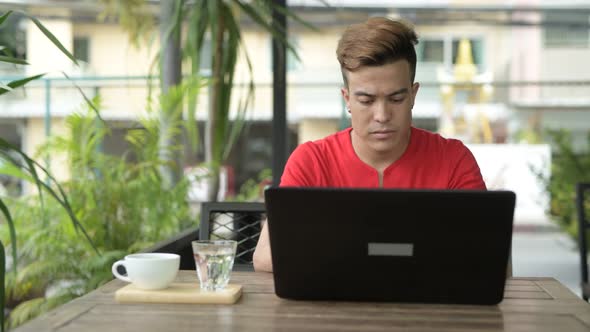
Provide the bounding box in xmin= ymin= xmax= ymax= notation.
xmin=541 ymin=49 xmax=590 ymax=99
xmin=298 ymin=119 xmax=339 ymax=144
xmin=469 ymin=143 xmax=551 ymax=225
xmin=75 ymin=23 xmax=157 ymax=76
xmin=26 ymin=17 xmax=73 ymax=75
xmin=24 ymin=117 xmax=69 ymax=182
xmin=508 ymin=0 xmax=542 ymax=102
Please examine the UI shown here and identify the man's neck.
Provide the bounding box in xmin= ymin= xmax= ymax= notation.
xmin=350 ymin=129 xmax=411 ymax=174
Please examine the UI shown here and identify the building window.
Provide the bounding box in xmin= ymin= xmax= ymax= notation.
xmin=543 ymin=13 xmax=589 ymax=48
xmin=0 ymin=13 xmax=26 ymax=73
xmin=417 ymin=39 xmax=444 ymax=63
xmin=73 ymin=37 xmax=90 ymax=63
xmin=417 ymin=37 xmax=485 ymax=71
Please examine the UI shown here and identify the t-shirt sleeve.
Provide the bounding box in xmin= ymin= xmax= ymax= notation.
xmin=448 ymin=142 xmax=487 ymax=190
xmin=279 ymin=142 xmax=319 ymax=187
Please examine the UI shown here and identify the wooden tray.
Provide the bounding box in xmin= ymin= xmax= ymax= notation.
xmin=115 ymin=283 xmax=242 ymax=304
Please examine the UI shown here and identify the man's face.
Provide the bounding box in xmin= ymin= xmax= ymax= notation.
xmin=341 ymin=60 xmax=419 ymax=156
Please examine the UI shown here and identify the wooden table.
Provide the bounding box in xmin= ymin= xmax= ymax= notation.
xmin=14 ymin=271 xmax=590 ymax=332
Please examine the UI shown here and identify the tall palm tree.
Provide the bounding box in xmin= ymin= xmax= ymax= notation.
xmin=101 ymin=0 xmax=309 ymax=200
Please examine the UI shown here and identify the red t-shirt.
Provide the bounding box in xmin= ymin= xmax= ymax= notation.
xmin=280 ymin=127 xmax=486 ymax=189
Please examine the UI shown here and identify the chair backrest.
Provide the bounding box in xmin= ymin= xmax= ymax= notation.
xmin=199 ymin=202 xmax=266 ymax=269
xmin=577 ymin=182 xmax=590 ymax=301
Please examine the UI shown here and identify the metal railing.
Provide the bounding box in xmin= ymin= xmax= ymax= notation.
xmin=1 ymin=74 xmax=590 ymax=141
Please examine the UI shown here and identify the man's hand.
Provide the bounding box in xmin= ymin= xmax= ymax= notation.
xmin=253 ymin=220 xmax=273 ymax=272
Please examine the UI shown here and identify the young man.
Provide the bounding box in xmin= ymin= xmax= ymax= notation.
xmin=253 ymin=17 xmax=486 ymax=272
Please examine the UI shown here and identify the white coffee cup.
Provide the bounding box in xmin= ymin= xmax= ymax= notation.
xmin=111 ymin=253 xmax=180 ymax=290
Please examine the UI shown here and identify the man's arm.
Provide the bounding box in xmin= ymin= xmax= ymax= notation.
xmin=506 ymin=255 xmax=513 ymax=278
xmin=253 ymin=143 xmax=319 ymax=273
xmin=448 ymin=143 xmax=487 ymax=189
xmin=253 ymin=220 xmax=273 ymax=272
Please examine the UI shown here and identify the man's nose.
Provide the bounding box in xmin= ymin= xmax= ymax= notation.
xmin=373 ymin=102 xmax=391 ymax=123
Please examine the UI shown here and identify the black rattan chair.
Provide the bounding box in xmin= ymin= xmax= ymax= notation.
xmin=199 ymin=202 xmax=266 ymax=271
xmin=142 ymin=202 xmax=265 ymax=272
xmin=577 ymin=182 xmax=590 ymax=301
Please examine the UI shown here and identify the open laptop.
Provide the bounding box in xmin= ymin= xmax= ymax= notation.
xmin=264 ymin=187 xmax=516 ymax=305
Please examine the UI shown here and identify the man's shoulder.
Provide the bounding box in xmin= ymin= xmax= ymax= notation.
xmin=409 ymin=127 xmax=484 ymax=188
xmin=281 ymin=128 xmax=351 ymax=187
xmin=303 ymin=127 xmax=351 ymax=151
xmin=287 ymin=128 xmax=351 ymax=168
xmin=412 ymin=127 xmax=468 ymax=152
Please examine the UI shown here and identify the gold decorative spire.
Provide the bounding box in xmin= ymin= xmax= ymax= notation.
xmin=453 ymin=38 xmax=477 ymax=82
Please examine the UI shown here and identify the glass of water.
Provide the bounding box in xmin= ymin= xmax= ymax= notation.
xmin=191 ymin=240 xmax=237 ymax=291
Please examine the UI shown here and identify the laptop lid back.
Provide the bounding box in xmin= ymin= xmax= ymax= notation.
xmin=264 ymin=187 xmax=515 ymax=305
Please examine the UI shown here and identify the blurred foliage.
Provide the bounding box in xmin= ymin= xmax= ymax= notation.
xmin=514 ymin=128 xmax=544 ymax=144
xmin=0 ymin=9 xmax=94 ymax=332
xmin=0 ymin=98 xmax=191 ymax=328
xmin=102 ymin=0 xmax=310 ymax=201
xmin=0 ymin=2 xmax=309 ymax=328
xmin=514 ymin=114 xmax=544 ymax=144
xmin=230 ymin=168 xmax=271 ymax=202
xmin=98 ymin=0 xmax=156 ymax=47
xmin=538 ymin=129 xmax=590 ymax=243
xmin=0 ymin=11 xmax=26 ymax=62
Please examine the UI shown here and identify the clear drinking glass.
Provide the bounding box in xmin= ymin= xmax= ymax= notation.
xmin=191 ymin=240 xmax=237 ymax=291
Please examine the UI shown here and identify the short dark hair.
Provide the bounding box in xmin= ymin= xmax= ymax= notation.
xmin=336 ymin=17 xmax=419 ymax=86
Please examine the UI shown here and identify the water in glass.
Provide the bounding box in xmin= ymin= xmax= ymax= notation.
xmin=192 ymin=241 xmax=236 ymax=291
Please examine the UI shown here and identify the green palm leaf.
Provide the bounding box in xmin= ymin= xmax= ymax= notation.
xmin=232 ymin=0 xmax=299 ymax=57
xmin=0 ymin=10 xmax=12 ymax=25
xmin=8 ymin=297 xmax=45 ymax=329
xmin=26 ymin=15 xmax=79 ymax=65
xmin=0 ymin=55 xmax=28 ymax=65
xmin=268 ymin=0 xmax=319 ymax=33
xmin=0 ymin=74 xmax=45 ymax=96
xmin=0 ymin=137 xmax=47 ymax=220
xmin=0 ymin=239 xmax=5 ymax=332
xmin=0 ymin=201 xmax=17 ymax=277
xmin=185 ymin=0 xmax=209 ymax=152
xmin=61 ymin=72 xmax=105 ymax=123
xmin=0 ymin=138 xmax=99 ymax=255
xmin=0 ymin=161 xmax=34 ymax=183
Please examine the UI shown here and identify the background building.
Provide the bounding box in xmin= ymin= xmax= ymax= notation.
xmin=0 ymin=0 xmax=588 ymax=202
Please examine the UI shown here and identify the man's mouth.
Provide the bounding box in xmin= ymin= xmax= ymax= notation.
xmin=371 ymin=129 xmax=396 ymax=139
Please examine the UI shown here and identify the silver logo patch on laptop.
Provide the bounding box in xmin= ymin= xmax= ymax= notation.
xmin=368 ymin=243 xmax=414 ymax=257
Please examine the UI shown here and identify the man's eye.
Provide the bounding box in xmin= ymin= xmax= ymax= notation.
xmin=359 ymin=99 xmax=373 ymax=105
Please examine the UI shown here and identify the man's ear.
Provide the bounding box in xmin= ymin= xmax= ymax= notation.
xmin=412 ymin=82 xmax=420 ymax=96
xmin=411 ymin=82 xmax=420 ymax=104
xmin=341 ymin=87 xmax=350 ymax=107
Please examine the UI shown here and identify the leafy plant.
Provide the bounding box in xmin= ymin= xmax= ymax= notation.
xmin=230 ymin=168 xmax=272 ymax=202
xmin=101 ymin=0 xmax=312 ymax=201
xmin=0 ymin=10 xmax=78 ymax=96
xmin=0 ymin=6 xmax=213 ymax=329
xmin=1 ymin=98 xmax=193 ymax=328
xmin=0 ymin=9 xmax=90 ymax=332
xmin=0 ymin=2 xmax=311 ymax=328
xmin=538 ymin=129 xmax=590 ymax=242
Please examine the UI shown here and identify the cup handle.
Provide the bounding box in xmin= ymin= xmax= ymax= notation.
xmin=112 ymin=260 xmax=132 ymax=283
